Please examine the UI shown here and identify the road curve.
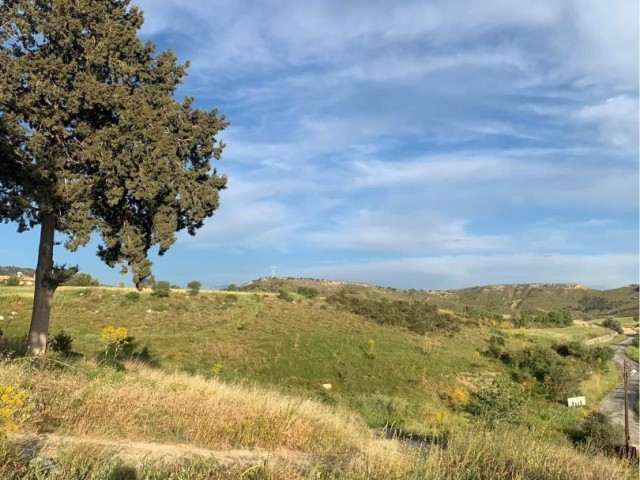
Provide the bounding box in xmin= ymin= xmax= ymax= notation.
xmin=598 ymin=337 xmax=639 ymax=447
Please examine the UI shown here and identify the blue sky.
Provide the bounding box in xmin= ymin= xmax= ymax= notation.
xmin=1 ymin=0 xmax=638 ymax=290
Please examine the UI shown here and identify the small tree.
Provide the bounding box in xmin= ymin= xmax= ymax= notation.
xmin=227 ymin=283 xmax=238 ymax=291
xmin=187 ymin=281 xmax=202 ymax=297
xmin=0 ymin=0 xmax=228 ymax=355
xmin=580 ymin=411 xmax=624 ymax=453
xmin=297 ymin=286 xmax=319 ymax=298
xmin=5 ymin=276 xmax=20 ymax=287
xmin=63 ymin=273 xmax=99 ymax=287
xmin=602 ymin=317 xmax=624 ymax=334
xmin=152 ymin=281 xmax=171 ymax=298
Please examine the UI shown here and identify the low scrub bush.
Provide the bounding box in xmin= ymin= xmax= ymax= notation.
xmin=297 ymin=286 xmax=319 ymax=299
xmin=277 ymin=289 xmax=294 ymax=302
xmin=152 ymin=281 xmax=171 ymax=298
xmin=187 ymin=280 xmax=202 ymax=297
xmin=464 ymin=376 xmax=527 ymax=426
xmin=602 ymin=317 xmax=624 ymax=334
xmin=48 ymin=330 xmax=73 ymax=355
xmin=327 ymin=295 xmax=458 ymax=335
xmin=579 ymin=411 xmax=624 ymax=454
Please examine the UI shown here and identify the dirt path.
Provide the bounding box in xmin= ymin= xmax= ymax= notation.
xmin=598 ymin=337 xmax=639 ymax=447
xmin=12 ymin=432 xmax=314 ymax=468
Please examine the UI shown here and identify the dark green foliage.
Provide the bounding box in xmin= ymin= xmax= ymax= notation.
xmin=296 ymin=286 xmax=319 ymax=298
xmin=462 ymin=305 xmax=502 ymax=322
xmin=227 ymin=283 xmax=238 ymax=291
xmin=486 ymin=334 xmax=507 ymax=359
xmin=465 ymin=376 xmax=527 ymax=426
xmin=579 ymin=295 xmax=613 ymax=312
xmin=124 ymin=291 xmax=141 ymax=302
xmin=327 ymin=294 xmax=459 ymax=335
xmin=554 ymin=341 xmax=614 ymax=366
xmin=152 ymin=281 xmax=171 ymax=298
xmin=514 ymin=309 xmax=572 ymax=328
xmin=0 ymin=0 xmax=228 ymax=288
xmin=63 ymin=272 xmax=99 ymax=287
xmin=602 ymin=317 xmax=623 ymax=334
xmin=49 ymin=330 xmax=73 ymax=354
xmin=509 ymin=346 xmax=588 ymax=401
xmin=4 ymin=276 xmax=20 ymax=286
xmin=187 ymin=281 xmax=201 ymax=297
xmin=631 ymin=336 xmax=639 ymax=348
xmin=277 ymin=289 xmax=294 ymax=302
xmin=579 ymin=411 xmax=624 ymax=453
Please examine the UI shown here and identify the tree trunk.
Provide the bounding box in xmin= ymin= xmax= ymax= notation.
xmin=27 ymin=214 xmax=57 ymax=356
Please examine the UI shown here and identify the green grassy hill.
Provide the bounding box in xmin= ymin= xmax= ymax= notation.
xmin=0 ymin=284 xmax=636 ymax=479
xmin=241 ymin=277 xmax=639 ymax=318
xmin=0 ymin=285 xmax=621 ymax=431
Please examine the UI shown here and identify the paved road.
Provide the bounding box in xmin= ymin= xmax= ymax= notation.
xmin=598 ymin=337 xmax=639 ymax=447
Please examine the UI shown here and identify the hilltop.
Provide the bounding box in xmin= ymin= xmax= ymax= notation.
xmin=240 ymin=277 xmax=639 ymax=318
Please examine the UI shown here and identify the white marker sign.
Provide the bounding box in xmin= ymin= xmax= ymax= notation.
xmin=567 ymin=396 xmax=586 ymax=407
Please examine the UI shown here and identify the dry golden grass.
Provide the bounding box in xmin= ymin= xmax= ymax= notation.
xmin=1 ymin=360 xmax=369 ymax=456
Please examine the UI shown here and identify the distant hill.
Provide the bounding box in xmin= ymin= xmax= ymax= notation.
xmin=0 ymin=265 xmax=35 ymax=277
xmin=241 ymin=277 xmax=639 ymax=319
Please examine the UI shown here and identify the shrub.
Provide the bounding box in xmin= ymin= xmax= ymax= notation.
xmin=602 ymin=317 xmax=623 ymax=334
xmin=465 ymin=376 xmax=527 ymax=426
xmin=510 ymin=346 xmax=588 ymax=401
xmin=579 ymin=411 xmax=624 ymax=454
xmin=187 ymin=280 xmax=201 ymax=297
xmin=63 ymin=272 xmax=99 ymax=286
xmin=227 ymin=283 xmax=238 ymax=291
xmin=48 ymin=331 xmax=73 ymax=354
xmin=3 ymin=276 xmax=20 ymax=287
xmin=327 ymin=294 xmax=459 ymax=335
xmin=152 ymin=281 xmax=171 ymax=298
xmin=297 ymin=286 xmax=319 ymax=298
xmin=124 ymin=291 xmax=140 ymax=301
xmin=277 ymin=289 xmax=294 ymax=302
xmin=631 ymin=336 xmax=639 ymax=348
xmin=486 ymin=334 xmax=507 ymax=359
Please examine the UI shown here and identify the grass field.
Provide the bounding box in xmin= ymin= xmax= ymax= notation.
xmin=0 ymin=284 xmax=636 ymax=479
xmin=0 ymin=286 xmax=623 ymax=432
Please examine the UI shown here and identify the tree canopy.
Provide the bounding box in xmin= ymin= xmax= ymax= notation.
xmin=0 ymin=0 xmax=228 ymax=354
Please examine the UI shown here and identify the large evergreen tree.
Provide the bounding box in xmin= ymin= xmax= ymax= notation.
xmin=0 ymin=0 xmax=228 ymax=355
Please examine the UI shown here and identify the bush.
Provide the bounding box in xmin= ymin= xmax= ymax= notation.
xmin=631 ymin=336 xmax=639 ymax=348
xmin=486 ymin=334 xmax=507 ymax=359
xmin=227 ymin=283 xmax=238 ymax=291
xmin=297 ymin=286 xmax=319 ymax=298
xmin=49 ymin=331 xmax=73 ymax=354
xmin=124 ymin=291 xmax=140 ymax=301
xmin=510 ymin=346 xmax=588 ymax=401
xmin=3 ymin=276 xmax=20 ymax=287
xmin=152 ymin=281 xmax=171 ymax=298
xmin=187 ymin=281 xmax=201 ymax=297
xmin=277 ymin=289 xmax=294 ymax=302
xmin=327 ymin=294 xmax=459 ymax=335
xmin=465 ymin=376 xmax=527 ymax=426
xmin=579 ymin=411 xmax=624 ymax=453
xmin=63 ymin=272 xmax=99 ymax=286
xmin=602 ymin=317 xmax=624 ymax=334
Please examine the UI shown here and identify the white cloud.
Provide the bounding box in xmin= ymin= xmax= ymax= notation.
xmin=575 ymin=96 xmax=639 ymax=150
xmin=307 ymin=210 xmax=507 ymax=253
xmin=289 ymin=253 xmax=638 ymax=290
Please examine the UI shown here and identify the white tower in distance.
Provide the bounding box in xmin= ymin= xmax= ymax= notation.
xmin=270 ymin=266 xmax=277 ymax=278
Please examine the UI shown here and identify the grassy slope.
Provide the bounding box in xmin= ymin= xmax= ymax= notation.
xmin=241 ymin=278 xmax=640 ymax=318
xmin=0 ymin=286 xmax=619 ymax=432
xmin=0 ymin=360 xmax=633 ymax=480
